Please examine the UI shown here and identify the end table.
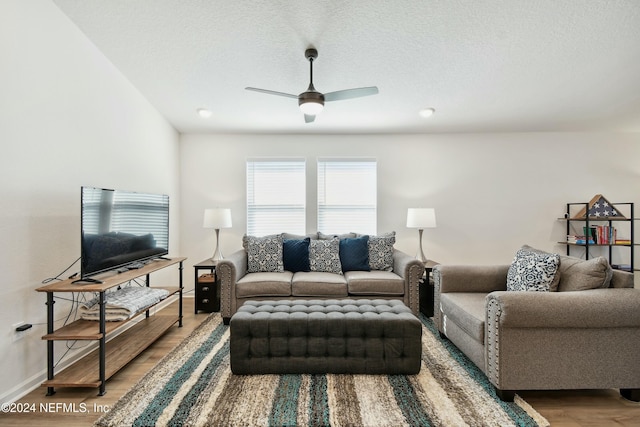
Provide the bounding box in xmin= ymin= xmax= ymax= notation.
xmin=419 ymin=260 xmax=439 ymax=317
xmin=193 ymin=259 xmax=220 ymax=313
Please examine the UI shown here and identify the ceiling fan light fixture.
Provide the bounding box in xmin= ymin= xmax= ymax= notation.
xmin=299 ymin=100 xmax=324 ymax=115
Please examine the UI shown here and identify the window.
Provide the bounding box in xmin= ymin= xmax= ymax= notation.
xmin=317 ymin=159 xmax=377 ymax=235
xmin=246 ymin=159 xmax=306 ymax=236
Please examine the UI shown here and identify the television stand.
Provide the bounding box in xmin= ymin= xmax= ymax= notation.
xmin=36 ymin=257 xmax=185 ymax=396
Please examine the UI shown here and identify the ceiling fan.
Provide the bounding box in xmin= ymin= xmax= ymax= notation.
xmin=245 ymin=48 xmax=379 ymax=123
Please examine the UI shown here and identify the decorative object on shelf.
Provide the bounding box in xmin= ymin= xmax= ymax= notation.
xmin=406 ymin=208 xmax=437 ymax=263
xmin=203 ymin=208 xmax=232 ymax=261
xmin=573 ymin=194 xmax=625 ymax=219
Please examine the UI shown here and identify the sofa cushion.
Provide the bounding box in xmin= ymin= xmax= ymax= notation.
xmin=243 ymin=234 xmax=284 ymax=273
xmin=309 ymin=238 xmax=343 ymax=274
xmin=368 ymin=231 xmax=396 ymax=271
xmin=339 ymin=236 xmax=370 ymax=272
xmin=236 ymin=272 xmax=293 ymax=298
xmin=440 ymin=293 xmax=486 ymax=342
xmin=557 ymin=256 xmax=613 ymax=291
xmin=345 ymin=271 xmax=404 ymax=295
xmin=318 ymin=232 xmax=357 ymax=240
xmin=506 ymin=246 xmax=560 ymax=292
xmin=283 ymin=237 xmax=311 ymax=272
xmin=291 ymin=272 xmax=348 ymax=297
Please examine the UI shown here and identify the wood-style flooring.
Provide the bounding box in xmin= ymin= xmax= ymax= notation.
xmin=2 ymin=298 xmax=639 ymax=426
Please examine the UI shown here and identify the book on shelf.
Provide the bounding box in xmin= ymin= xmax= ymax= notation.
xmin=582 ymin=225 xmax=618 ymax=245
xmin=614 ymin=239 xmax=632 ymax=245
xmin=567 ymin=235 xmax=594 ymax=244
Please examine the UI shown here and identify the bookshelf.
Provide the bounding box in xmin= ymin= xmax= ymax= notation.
xmin=558 ymin=201 xmax=636 ymax=272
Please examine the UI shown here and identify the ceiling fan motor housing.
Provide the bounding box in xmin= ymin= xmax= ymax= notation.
xmin=298 ymin=90 xmax=325 ymax=106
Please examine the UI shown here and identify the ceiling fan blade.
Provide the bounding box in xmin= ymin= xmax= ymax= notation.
xmin=245 ymin=87 xmax=298 ymax=99
xmin=324 ymin=86 xmax=379 ymax=102
xmin=304 ymin=114 xmax=316 ymax=123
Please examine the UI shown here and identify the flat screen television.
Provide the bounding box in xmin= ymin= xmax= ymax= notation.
xmin=79 ymin=186 xmax=169 ymax=282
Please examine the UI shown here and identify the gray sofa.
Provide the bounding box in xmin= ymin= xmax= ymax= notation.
xmin=217 ymin=232 xmax=424 ymax=324
xmin=433 ymin=248 xmax=640 ymax=402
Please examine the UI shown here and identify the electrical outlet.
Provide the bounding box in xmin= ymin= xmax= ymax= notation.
xmin=12 ymin=321 xmax=28 ymax=342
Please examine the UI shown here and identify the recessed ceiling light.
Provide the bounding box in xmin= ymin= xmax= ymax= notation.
xmin=419 ymin=108 xmax=435 ymax=118
xmin=197 ymin=108 xmax=213 ymax=118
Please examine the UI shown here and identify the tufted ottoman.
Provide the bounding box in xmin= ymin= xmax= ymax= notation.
xmin=229 ymin=299 xmax=422 ymax=375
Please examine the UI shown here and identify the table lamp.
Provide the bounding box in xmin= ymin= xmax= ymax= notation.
xmin=203 ymin=208 xmax=232 ymax=261
xmin=406 ymin=208 xmax=436 ymax=263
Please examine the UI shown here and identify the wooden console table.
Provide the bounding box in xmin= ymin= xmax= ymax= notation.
xmin=35 ymin=257 xmax=185 ymax=396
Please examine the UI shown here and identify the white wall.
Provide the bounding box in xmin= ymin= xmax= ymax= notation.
xmin=0 ymin=1 xmax=180 ymax=402
xmin=180 ymin=133 xmax=640 ymax=288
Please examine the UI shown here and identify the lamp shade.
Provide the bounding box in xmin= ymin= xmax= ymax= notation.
xmin=406 ymin=208 xmax=436 ymax=229
xmin=203 ymin=208 xmax=232 ymax=229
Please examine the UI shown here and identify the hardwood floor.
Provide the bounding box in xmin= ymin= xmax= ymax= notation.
xmin=2 ymin=298 xmax=639 ymax=426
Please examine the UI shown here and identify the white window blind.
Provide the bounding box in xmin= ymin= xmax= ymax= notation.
xmin=317 ymin=159 xmax=377 ymax=235
xmin=246 ymin=159 xmax=306 ymax=236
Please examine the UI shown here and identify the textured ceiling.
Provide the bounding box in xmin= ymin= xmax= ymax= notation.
xmin=53 ymin=0 xmax=640 ymax=134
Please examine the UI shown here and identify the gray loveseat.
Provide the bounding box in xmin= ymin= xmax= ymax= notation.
xmin=433 ymin=246 xmax=640 ymax=402
xmin=217 ymin=232 xmax=424 ymax=324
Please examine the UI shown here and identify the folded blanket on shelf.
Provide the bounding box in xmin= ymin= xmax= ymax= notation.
xmin=80 ymin=287 xmax=170 ymax=321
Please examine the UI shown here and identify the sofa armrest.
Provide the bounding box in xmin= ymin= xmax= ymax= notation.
xmin=217 ymin=249 xmax=248 ymax=321
xmin=485 ymin=288 xmax=640 ymax=391
xmin=392 ymin=250 xmax=424 ymax=315
xmin=433 ymin=264 xmax=509 ymax=332
xmin=611 ymin=268 xmax=635 ymax=288
xmin=434 ymin=265 xmax=509 ymax=294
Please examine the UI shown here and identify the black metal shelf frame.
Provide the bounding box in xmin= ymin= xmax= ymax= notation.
xmin=563 ymin=202 xmax=635 ymax=272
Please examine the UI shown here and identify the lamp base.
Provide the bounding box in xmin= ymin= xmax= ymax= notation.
xmin=210 ymin=228 xmax=224 ymax=262
xmin=210 ymin=252 xmax=224 ymax=262
xmin=415 ymin=229 xmax=427 ymax=263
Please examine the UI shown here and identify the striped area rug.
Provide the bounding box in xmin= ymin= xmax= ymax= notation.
xmin=95 ymin=313 xmax=548 ymax=427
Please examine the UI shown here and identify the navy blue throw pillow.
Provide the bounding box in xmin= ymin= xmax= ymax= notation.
xmin=283 ymin=238 xmax=311 ymax=272
xmin=339 ymin=236 xmax=370 ymax=272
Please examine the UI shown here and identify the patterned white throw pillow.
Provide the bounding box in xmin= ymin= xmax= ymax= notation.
xmin=368 ymin=231 xmax=396 ymax=271
xmin=243 ymin=234 xmax=284 ymax=273
xmin=506 ymin=246 xmax=560 ymax=292
xmin=309 ymin=238 xmax=342 ymax=274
